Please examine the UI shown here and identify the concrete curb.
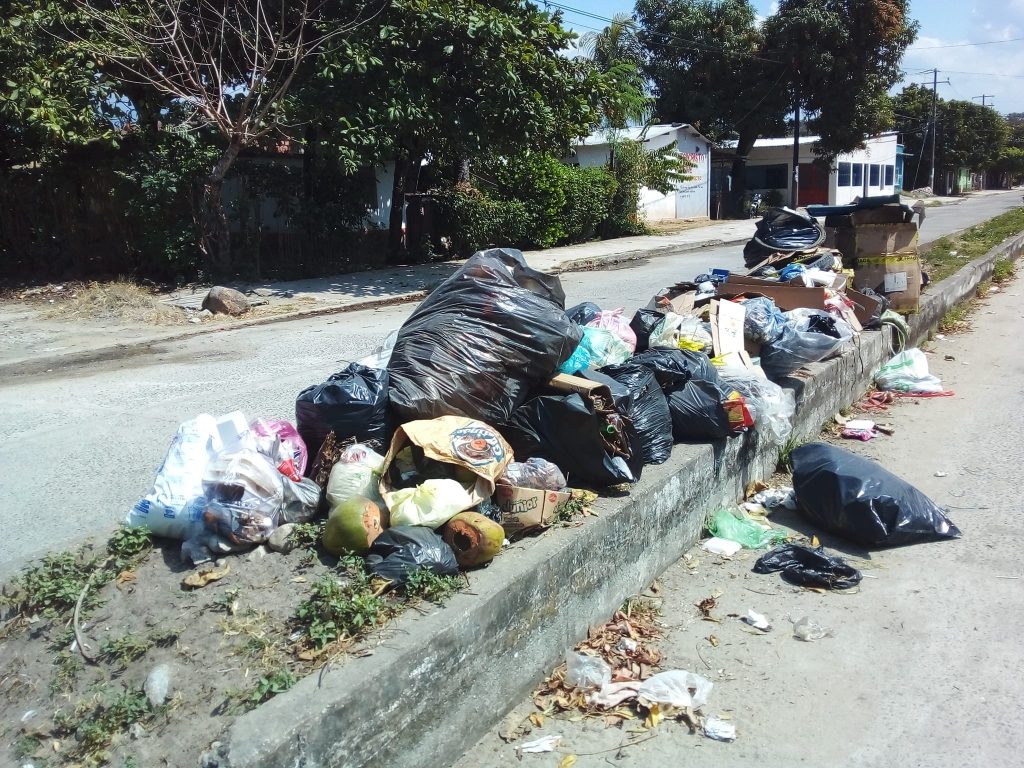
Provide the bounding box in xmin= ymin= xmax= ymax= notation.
xmin=219 ymin=233 xmax=1024 ymax=768
xmin=1 ymin=237 xmax=747 ymax=380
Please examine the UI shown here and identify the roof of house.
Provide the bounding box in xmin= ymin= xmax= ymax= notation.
xmin=577 ymin=123 xmax=713 ymax=148
xmin=720 ymin=132 xmax=899 ymax=150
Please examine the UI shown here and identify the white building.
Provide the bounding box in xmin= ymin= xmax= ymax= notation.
xmin=718 ymin=132 xmax=899 ymax=206
xmin=569 ymin=124 xmax=712 ymax=220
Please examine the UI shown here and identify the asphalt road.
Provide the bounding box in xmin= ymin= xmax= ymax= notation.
xmin=0 ymin=190 xmax=1019 ymax=580
xmin=454 ymin=265 xmax=1024 ymax=768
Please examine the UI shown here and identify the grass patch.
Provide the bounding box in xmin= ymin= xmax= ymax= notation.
xmin=993 ymin=257 xmax=1017 ymax=283
xmin=777 ymin=435 xmax=804 ymax=474
xmin=922 ymin=208 xmax=1024 ymax=283
xmin=44 ymin=279 xmax=185 ymax=326
xmin=293 ymin=566 xmax=391 ymax=653
xmin=402 ymin=570 xmax=462 ymax=605
xmin=53 ymin=689 xmax=153 ymax=766
xmin=99 ymin=627 xmax=179 ymax=668
xmin=939 ymin=297 xmax=978 ymax=334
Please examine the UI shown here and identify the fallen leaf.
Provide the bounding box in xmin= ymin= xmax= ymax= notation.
xmin=529 ymin=713 xmax=544 ymax=728
xmin=116 ymin=570 xmax=137 ymax=586
xmin=559 ymin=756 xmax=577 ymax=768
xmin=646 ymin=704 xmax=664 ymax=729
xmin=811 ymin=535 xmax=820 ymax=548
xmin=708 ymin=634 xmax=719 ymax=647
xmin=181 ymin=564 xmax=230 ymax=589
xmin=291 ymin=576 xmax=307 ymax=583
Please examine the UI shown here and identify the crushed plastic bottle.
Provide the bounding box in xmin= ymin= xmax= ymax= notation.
xmin=792 ymin=616 xmax=833 ymax=642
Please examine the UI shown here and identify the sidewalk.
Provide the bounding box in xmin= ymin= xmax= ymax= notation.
xmin=0 ymin=218 xmax=754 ymax=378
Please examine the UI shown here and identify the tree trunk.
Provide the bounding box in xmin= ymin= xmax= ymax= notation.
xmin=456 ymin=157 xmax=471 ymax=184
xmin=200 ymin=138 xmax=243 ymax=278
xmin=729 ymin=129 xmax=758 ymax=218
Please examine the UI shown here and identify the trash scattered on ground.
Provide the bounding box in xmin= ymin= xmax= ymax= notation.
xmin=741 ymin=609 xmax=772 ymax=631
xmin=841 ymin=418 xmax=877 ymax=441
xmin=791 ymin=443 xmax=961 ymax=547
xmin=703 ymin=537 xmax=743 ymax=556
xmin=565 ymin=651 xmax=613 ymax=691
xmin=706 ymin=507 xmax=786 ymax=549
xmin=792 ymin=616 xmax=834 ymax=642
xmin=518 ymin=733 xmax=562 ymax=753
xmin=753 ymin=544 xmax=863 ymax=589
xmin=934 ymin=471 xmax=948 ymax=478
xmin=874 ymin=348 xmax=946 ymax=394
xmin=703 ymin=717 xmax=738 ymax=741
xmin=749 ymin=486 xmax=797 ymax=510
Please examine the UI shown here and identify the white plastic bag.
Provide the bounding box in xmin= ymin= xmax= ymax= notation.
xmin=586 ymin=309 xmax=637 ymax=352
xmin=387 ymin=478 xmax=474 ymax=528
xmin=357 ymin=329 xmax=399 ymax=369
xmin=326 ymin=443 xmax=386 ymax=507
xmin=564 ymin=651 xmax=612 ymax=691
xmin=126 ymin=414 xmax=220 ymax=539
xmin=649 ymin=312 xmax=684 ymax=349
xmin=637 ymin=669 xmax=713 ymax=709
xmin=874 ymin=348 xmax=943 ymax=393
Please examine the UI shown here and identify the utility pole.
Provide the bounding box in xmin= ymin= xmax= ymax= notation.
xmin=972 ymin=94 xmax=994 ymax=107
xmin=791 ymin=62 xmax=800 ymax=208
xmin=929 ymin=68 xmax=938 ymax=193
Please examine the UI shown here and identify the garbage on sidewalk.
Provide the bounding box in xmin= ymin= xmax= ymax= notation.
xmin=874 ymin=348 xmax=948 ymax=394
xmin=791 ymin=443 xmax=961 ymax=547
xmin=706 ymin=507 xmax=786 ymax=549
xmin=753 ymin=543 xmax=863 ymax=589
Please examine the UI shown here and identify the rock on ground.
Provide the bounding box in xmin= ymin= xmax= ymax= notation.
xmin=203 ymin=286 xmax=249 ymax=316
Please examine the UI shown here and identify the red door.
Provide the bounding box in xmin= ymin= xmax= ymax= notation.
xmin=798 ymin=163 xmax=829 ymax=205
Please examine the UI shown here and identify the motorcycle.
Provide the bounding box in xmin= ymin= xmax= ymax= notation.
xmin=748 ymin=192 xmax=763 ymax=219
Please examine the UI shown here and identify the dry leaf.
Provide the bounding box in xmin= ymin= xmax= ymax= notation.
xmin=116 ymin=570 xmax=137 ymax=586
xmin=708 ymin=634 xmax=719 ymax=647
xmin=646 ymin=704 xmax=664 ymax=729
xmin=529 ymin=713 xmax=544 ymax=728
xmin=181 ymin=564 xmax=230 ymax=589
xmin=559 ymin=757 xmax=577 ymax=768
xmin=811 ymin=535 xmax=820 ymax=548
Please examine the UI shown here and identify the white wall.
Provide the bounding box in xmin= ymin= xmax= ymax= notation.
xmin=368 ymin=162 xmax=396 ymax=228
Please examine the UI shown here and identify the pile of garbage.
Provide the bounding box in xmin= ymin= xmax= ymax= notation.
xmin=123 ymin=240 xmax=949 ymax=590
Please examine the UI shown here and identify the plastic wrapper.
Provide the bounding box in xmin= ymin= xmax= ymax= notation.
xmin=753 ymin=543 xmax=862 ymax=589
xmin=500 ymin=393 xmax=635 ymax=488
xmin=365 ymin=526 xmax=460 ymax=584
xmin=596 ymin=363 xmax=673 ymax=465
xmin=719 ymin=368 xmax=796 ymax=445
xmin=743 ymin=297 xmax=788 ymax=344
xmin=498 ymin=458 xmax=567 ymax=491
xmin=280 ymin=476 xmax=321 ymax=524
xmin=356 ymin=329 xmax=399 ymax=369
xmin=202 ymin=448 xmax=284 ymax=516
xmin=202 ymin=500 xmax=276 ymax=546
xmin=126 ymin=414 xmax=220 ymax=539
xmin=706 ymin=508 xmax=785 ymax=549
xmin=648 ymin=311 xmax=685 ymax=349
xmin=792 ymin=443 xmax=961 ymax=547
xmin=566 ymin=301 xmax=602 ymax=326
xmin=387 ymin=478 xmax=475 ymax=528
xmin=386 ymin=248 xmax=581 ymax=423
xmin=637 ymin=670 xmax=713 ymax=709
xmin=250 ymin=418 xmax=308 ymax=477
xmin=629 ymin=308 xmax=664 ymax=353
xmin=676 ymin=316 xmax=713 ymax=353
xmin=295 ymin=362 xmax=390 ymax=461
xmin=326 ymin=443 xmax=386 ymax=507
xmin=759 ymin=309 xmax=853 ymax=379
xmin=586 ymin=309 xmax=637 ymax=352
xmin=874 ymin=348 xmax=944 ymax=393
xmin=565 ymin=652 xmax=612 ymax=691
xmin=558 ymin=326 xmax=632 ymax=374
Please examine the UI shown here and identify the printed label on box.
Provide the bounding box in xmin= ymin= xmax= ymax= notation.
xmin=884 ymin=271 xmax=909 ymax=292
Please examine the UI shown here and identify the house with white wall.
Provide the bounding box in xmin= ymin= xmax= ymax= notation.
xmin=569 ymin=124 xmax=712 ymax=220
xmin=716 ymin=132 xmax=899 ymax=206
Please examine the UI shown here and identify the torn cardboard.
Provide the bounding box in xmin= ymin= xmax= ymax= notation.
xmin=853 ymin=254 xmax=921 ymax=314
xmin=495 ymin=486 xmax=572 ymax=536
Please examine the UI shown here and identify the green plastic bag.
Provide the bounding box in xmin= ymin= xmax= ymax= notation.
xmin=707 ymin=508 xmax=786 ymax=549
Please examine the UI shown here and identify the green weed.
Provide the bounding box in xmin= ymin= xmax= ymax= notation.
xmin=403 ymin=569 xmax=462 ymax=605
xmin=106 ymin=526 xmax=152 ymax=572
xmin=53 ymin=689 xmax=152 ymax=766
xmin=289 ymin=521 xmax=324 ymax=552
xmin=6 ymin=550 xmax=98 ymax=618
xmin=778 ymin=435 xmax=803 ymax=474
xmin=993 ymin=257 xmax=1017 ymax=283
xmin=551 ymin=489 xmax=598 ymax=524
xmin=50 ymin=650 xmax=83 ymax=696
xmin=922 ymin=208 xmax=1024 ymax=282
xmin=939 ymin=300 xmax=975 ymax=334
xmin=294 ymin=572 xmax=390 ymax=651
xmin=99 ymin=627 xmax=179 ymax=668
xmin=246 ymin=669 xmax=297 ymax=707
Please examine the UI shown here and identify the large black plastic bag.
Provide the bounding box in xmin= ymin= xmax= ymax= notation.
xmin=743 ymin=207 xmax=825 ymax=268
xmin=629 ymin=309 xmax=664 ymax=353
xmin=753 ymin=544 xmax=862 ymax=589
xmin=296 ymin=363 xmax=390 ymax=460
xmin=387 ymin=248 xmax=582 ymax=423
xmin=365 ymin=526 xmax=460 ymax=583
xmin=791 ymin=443 xmax=961 ymax=547
xmin=567 ymin=301 xmax=602 ymax=326
xmin=500 ymin=394 xmax=635 ymax=487
xmin=596 ymin=364 xmax=673 ymax=464
xmin=759 ymin=309 xmax=853 ymax=380
xmin=629 ymin=349 xmax=732 ymax=440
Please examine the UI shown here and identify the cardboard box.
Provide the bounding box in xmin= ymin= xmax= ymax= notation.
xmin=494 ymin=485 xmax=572 ymax=536
xmin=853 ymin=254 xmax=921 ymax=314
xmin=845 ymin=287 xmax=883 ymax=326
xmin=723 ymin=276 xmax=829 ymax=312
xmin=835 ymin=223 xmax=919 ymax=261
xmin=546 ymin=373 xmax=614 ymax=405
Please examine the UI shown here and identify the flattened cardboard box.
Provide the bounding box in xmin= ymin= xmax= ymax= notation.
xmin=495 ymin=485 xmax=572 ymax=536
xmin=836 ymin=222 xmax=919 ymax=260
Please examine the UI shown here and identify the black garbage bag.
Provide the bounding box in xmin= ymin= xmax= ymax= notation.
xmin=743 ymin=207 xmax=825 ymax=268
xmin=596 ymin=364 xmax=673 ymax=464
xmin=365 ymin=526 xmax=460 ymax=584
xmin=629 ymin=349 xmax=732 ymax=440
xmin=567 ymin=301 xmax=602 ymax=326
xmin=295 ymin=362 xmax=390 ymax=461
xmin=629 ymin=309 xmax=664 ymax=353
xmin=387 ymin=248 xmax=582 ymax=424
xmin=791 ymin=443 xmax=961 ymax=547
xmin=500 ymin=393 xmax=635 ymax=488
xmin=753 ymin=544 xmax=862 ymax=589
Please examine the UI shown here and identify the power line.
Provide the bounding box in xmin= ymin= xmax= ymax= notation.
xmin=909 ymin=36 xmax=1024 ymax=50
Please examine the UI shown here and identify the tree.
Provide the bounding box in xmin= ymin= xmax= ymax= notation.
xmin=579 ymin=13 xmax=651 ymax=131
xmin=636 ymin=0 xmax=917 ymax=213
xmin=306 ymin=0 xmax=610 ymax=260
xmin=64 ymin=0 xmax=368 ymax=275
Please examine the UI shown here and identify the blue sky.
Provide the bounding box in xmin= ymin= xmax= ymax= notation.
xmin=552 ymin=0 xmax=1024 ymax=115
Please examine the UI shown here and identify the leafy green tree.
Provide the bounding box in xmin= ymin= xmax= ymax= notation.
xmin=636 ymin=0 xmax=916 ymax=212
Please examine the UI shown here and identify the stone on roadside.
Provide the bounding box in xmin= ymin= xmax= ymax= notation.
xmin=202 ymin=286 xmax=249 ymax=316
xmin=267 ymin=523 xmax=297 ymax=554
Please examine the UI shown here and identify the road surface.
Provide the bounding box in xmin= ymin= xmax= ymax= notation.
xmin=0 ymin=189 xmax=1019 ymax=579
xmin=453 ymin=266 xmax=1024 ymax=768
